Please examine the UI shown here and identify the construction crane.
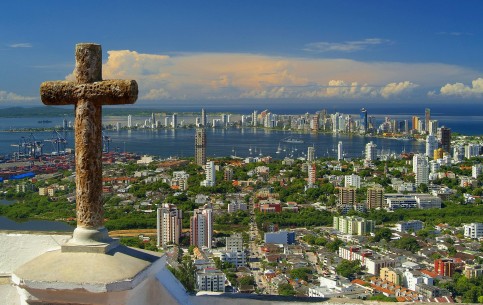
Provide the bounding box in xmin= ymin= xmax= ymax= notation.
xmin=44 ymin=130 xmax=67 ymax=155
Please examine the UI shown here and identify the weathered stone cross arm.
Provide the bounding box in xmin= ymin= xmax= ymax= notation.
xmin=40 ymin=79 xmax=137 ymax=105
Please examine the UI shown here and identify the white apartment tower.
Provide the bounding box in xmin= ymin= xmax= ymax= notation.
xmin=156 ymin=204 xmax=182 ymax=247
xmin=201 ymin=161 xmax=216 ymax=187
xmin=337 ymin=141 xmax=343 ymax=161
xmin=127 ymin=115 xmax=132 ymax=128
xmin=307 ymin=146 xmax=315 ymax=162
xmin=345 ymin=174 xmax=361 ymax=189
xmin=365 ymin=141 xmax=377 ymax=161
xmin=190 ymin=207 xmax=213 ymax=249
xmin=172 ymin=113 xmax=178 ymax=128
xmin=252 ymin=110 xmax=258 ymax=127
xmin=413 ymin=154 xmax=429 ymax=186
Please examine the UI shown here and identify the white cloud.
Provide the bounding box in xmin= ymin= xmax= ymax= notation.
xmin=81 ymin=49 xmax=481 ymax=101
xmin=437 ymin=32 xmax=472 ymax=36
xmin=380 ymin=81 xmax=418 ymax=98
xmin=304 ymin=38 xmax=390 ymax=52
xmin=0 ymin=90 xmax=36 ymax=102
xmin=436 ymin=77 xmax=483 ymax=97
xmin=9 ymin=43 xmax=32 ymax=48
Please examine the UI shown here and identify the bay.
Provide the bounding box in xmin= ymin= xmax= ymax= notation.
xmin=0 ymin=216 xmax=73 ymax=232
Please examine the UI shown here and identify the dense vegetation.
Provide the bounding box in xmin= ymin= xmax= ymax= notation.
xmin=256 ymin=207 xmax=333 ymax=229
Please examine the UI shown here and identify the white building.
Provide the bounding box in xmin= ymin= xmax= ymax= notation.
xmin=227 ymin=201 xmax=247 ymax=213
xmin=464 ymin=223 xmax=483 ymax=239
xmin=219 ymin=250 xmax=246 ymax=268
xmin=338 ymin=246 xmax=396 ymax=275
xmin=472 ymin=164 xmax=483 ymax=179
xmin=365 ymin=141 xmax=377 ymax=161
xmin=395 ymin=220 xmax=424 ymax=233
xmin=307 ymin=146 xmax=315 ymax=162
xmin=402 ymin=269 xmax=433 ymax=291
xmin=344 ymin=174 xmax=361 ymax=189
xmin=172 ymin=113 xmax=178 ymax=128
xmin=413 ymin=154 xmax=429 ymax=186
xmin=196 ymin=268 xmax=225 ymax=292
xmin=157 ymin=204 xmax=182 ymax=247
xmin=190 ymin=207 xmax=213 ymax=249
xmin=127 ymin=114 xmax=132 ymax=128
xmin=201 ymin=161 xmax=216 ymax=187
xmin=465 ymin=143 xmax=481 ymax=159
xmin=337 ymin=141 xmax=343 ymax=161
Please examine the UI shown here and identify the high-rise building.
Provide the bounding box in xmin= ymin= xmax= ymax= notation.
xmin=425 ymin=108 xmax=430 ymax=133
xmin=190 ymin=207 xmax=213 ymax=249
xmin=413 ymin=154 xmax=429 ymax=186
xmin=156 ymin=204 xmax=182 ymax=247
xmin=164 ymin=116 xmax=170 ymax=128
xmin=307 ymin=163 xmax=316 ymax=187
xmin=201 ymin=108 xmax=207 ymax=127
xmin=224 ymin=166 xmax=233 ymax=181
xmin=428 ymin=120 xmax=438 ymax=135
xmin=465 ymin=143 xmax=481 ymax=159
xmin=472 ymin=164 xmax=482 ymax=179
xmin=127 ymin=115 xmax=132 ymax=128
xmin=195 ymin=128 xmax=206 ymax=166
xmin=201 ymin=161 xmax=215 ymax=187
xmin=252 ymin=110 xmax=258 ymax=127
xmin=344 ymin=174 xmax=361 ymax=189
xmin=307 ymin=146 xmax=315 ymax=162
xmin=338 ymin=141 xmax=343 ymax=161
xmin=367 ymin=187 xmax=384 ymax=209
xmin=172 ymin=113 xmax=178 ymax=128
xmin=412 ymin=116 xmax=420 ymax=131
xmin=151 ymin=112 xmax=156 ymax=126
xmin=62 ymin=118 xmax=68 ymax=130
xmin=221 ymin=113 xmax=228 ymax=127
xmin=365 ymin=141 xmax=377 ymax=161
xmin=360 ymin=108 xmax=368 ymax=133
xmin=339 ymin=187 xmax=356 ymax=205
xmin=439 ymin=127 xmax=451 ymax=153
xmin=426 ymin=134 xmax=438 ymax=158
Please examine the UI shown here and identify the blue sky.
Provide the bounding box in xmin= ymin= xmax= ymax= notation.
xmin=1 ymin=0 xmax=483 ymax=109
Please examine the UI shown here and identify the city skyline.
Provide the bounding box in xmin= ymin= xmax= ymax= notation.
xmin=1 ymin=1 xmax=483 ymax=109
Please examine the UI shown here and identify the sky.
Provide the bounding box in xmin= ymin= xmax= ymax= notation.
xmin=1 ymin=0 xmax=483 ymax=111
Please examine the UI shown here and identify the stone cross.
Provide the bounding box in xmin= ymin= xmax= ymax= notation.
xmin=41 ymin=43 xmax=137 ymax=247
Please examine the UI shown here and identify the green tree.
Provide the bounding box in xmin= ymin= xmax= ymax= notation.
xmin=335 ymin=259 xmax=361 ymax=278
xmin=278 ymin=283 xmax=296 ymax=296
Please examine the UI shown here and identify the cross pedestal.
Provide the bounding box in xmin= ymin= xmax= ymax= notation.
xmin=12 ymin=43 xmax=165 ymax=305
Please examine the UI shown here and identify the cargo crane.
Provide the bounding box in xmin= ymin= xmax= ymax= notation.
xmin=11 ymin=133 xmax=43 ymax=159
xmin=11 ymin=136 xmax=29 ymax=159
xmin=27 ymin=133 xmax=44 ymax=158
xmin=44 ymin=130 xmax=67 ymax=155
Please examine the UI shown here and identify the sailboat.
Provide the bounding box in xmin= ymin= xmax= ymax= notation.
xmin=276 ymin=143 xmax=282 ymax=154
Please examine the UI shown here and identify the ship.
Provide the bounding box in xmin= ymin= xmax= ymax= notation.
xmin=281 ymin=137 xmax=304 ymax=144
